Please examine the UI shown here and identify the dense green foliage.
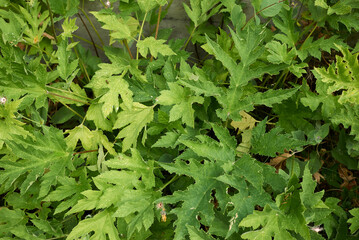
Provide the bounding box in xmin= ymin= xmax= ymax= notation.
xmin=0 ymin=0 xmax=359 ymax=239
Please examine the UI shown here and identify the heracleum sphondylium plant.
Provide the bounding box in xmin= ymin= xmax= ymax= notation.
xmin=0 ymin=0 xmax=358 ymax=239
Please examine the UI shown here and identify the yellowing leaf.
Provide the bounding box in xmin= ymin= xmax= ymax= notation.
xmin=137 ymin=37 xmax=176 ymax=58
xmin=65 ymin=124 xmax=94 ymax=150
xmin=91 ymin=11 xmax=139 ymax=42
xmin=231 ymin=111 xmax=258 ymax=133
xmin=98 ymin=76 xmax=133 ymax=117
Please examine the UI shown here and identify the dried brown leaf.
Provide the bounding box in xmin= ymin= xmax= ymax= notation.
xmin=313 ymin=172 xmax=325 ymax=184
xmin=338 ymin=165 xmax=357 ymax=190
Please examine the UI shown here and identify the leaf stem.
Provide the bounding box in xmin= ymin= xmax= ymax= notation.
xmin=46 ymin=85 xmax=92 ymax=100
xmin=136 ymin=11 xmax=148 ymax=60
xmin=70 ymin=37 xmax=91 ymax=83
xmin=123 ymin=39 xmax=134 ymax=59
xmin=183 ymin=26 xmax=196 ymax=50
xmin=158 ymin=175 xmax=179 ymax=192
xmin=298 ymin=23 xmax=317 ymax=51
xmin=60 ymin=102 xmax=85 ymax=119
xmin=16 ymin=113 xmax=43 ymax=125
xmin=46 ymin=91 xmax=90 ymax=105
xmin=45 ymin=0 xmax=57 ymax=43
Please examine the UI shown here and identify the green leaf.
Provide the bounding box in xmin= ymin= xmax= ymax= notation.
xmin=315 ymin=0 xmax=328 ymax=9
xmin=260 ymin=0 xmax=284 ymax=17
xmin=137 ymin=0 xmax=167 ymax=12
xmin=31 ymin=218 xmax=62 ymax=237
xmin=86 ymin=103 xmax=113 ymax=131
xmin=137 ymin=37 xmax=176 ymax=58
xmin=0 ymin=99 xmax=31 ymax=143
xmin=331 ymin=104 xmax=359 ymax=142
xmin=348 ymin=208 xmax=359 ymax=234
xmin=60 ymin=17 xmax=78 ymax=39
xmin=297 ymin=36 xmax=339 ymax=61
xmin=300 ymin=165 xmax=330 ymax=222
xmin=301 ymin=79 xmax=340 ymax=119
xmin=152 ymin=131 xmax=180 ymax=148
xmin=236 ymin=87 xmax=300 ymax=112
xmin=158 ymin=160 xmax=223 ymax=240
xmin=98 ymin=76 xmax=133 ymax=117
xmin=105 ymin=149 xmax=155 ymax=189
xmin=239 ymin=204 xmax=296 ymax=240
xmin=179 ymin=130 xmax=236 ymax=164
xmin=113 ymin=189 xmax=161 ymax=237
xmin=266 ymin=41 xmax=296 ymax=64
xmin=91 ymin=11 xmax=139 ymax=42
xmin=0 ymin=9 xmax=26 ymax=45
xmin=157 ymin=82 xmax=204 ymax=127
xmin=183 ymin=0 xmax=222 ymax=27
xmin=0 ymin=208 xmax=26 ymax=234
xmin=273 ymin=7 xmax=299 ymax=47
xmin=178 ymin=66 xmax=222 ymax=97
xmin=314 ymin=45 xmax=359 ymax=105
xmin=48 ymin=0 xmax=79 ymax=18
xmin=0 ymin=51 xmax=51 ymax=107
xmin=45 ymin=173 xmax=91 ymax=214
xmin=56 ymin=40 xmax=79 ymax=83
xmin=2 ymin=127 xmax=73 ymax=198
xmin=217 ymin=177 xmax=272 ymax=238
xmin=19 ymin=2 xmax=50 ymax=44
xmin=67 ymin=209 xmax=120 ymax=240
xmin=239 ymin=175 xmax=310 ymax=240
xmin=65 ymin=124 xmax=95 ymax=150
xmin=205 ymin=35 xmax=238 ymax=81
xmin=251 ymin=119 xmax=307 ymax=157
xmin=187 ymin=225 xmax=215 ymax=240
xmin=113 ymin=102 xmax=154 ymax=152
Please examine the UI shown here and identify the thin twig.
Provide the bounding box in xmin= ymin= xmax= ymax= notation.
xmin=123 ymin=40 xmax=134 ymax=59
xmin=150 ymin=6 xmax=162 ymax=62
xmin=77 ymin=13 xmax=99 ymax=57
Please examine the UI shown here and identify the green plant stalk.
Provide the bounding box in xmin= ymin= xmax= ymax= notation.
xmin=46 ymin=91 xmax=90 ymax=105
xmin=16 ymin=113 xmax=43 ymax=125
xmin=70 ymin=37 xmax=91 ymax=83
xmin=45 ymin=0 xmax=57 ymax=43
xmin=158 ymin=175 xmax=179 ymax=192
xmin=136 ymin=11 xmax=148 ymax=60
xmin=46 ymin=85 xmax=92 ymax=100
xmin=36 ymin=43 xmax=53 ymax=70
xmin=298 ymin=23 xmax=318 ymax=51
xmin=78 ymin=7 xmax=104 ymax=46
xmin=183 ymin=26 xmax=197 ymax=50
xmin=99 ymin=0 xmax=107 ymax=8
xmin=57 ymin=101 xmax=84 ymax=120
